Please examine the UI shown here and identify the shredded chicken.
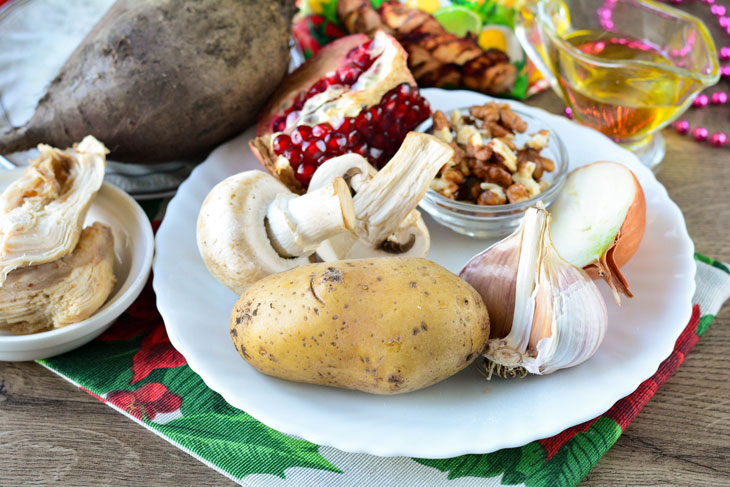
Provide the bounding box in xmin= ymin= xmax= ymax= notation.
xmin=0 ymin=223 xmax=116 ymax=335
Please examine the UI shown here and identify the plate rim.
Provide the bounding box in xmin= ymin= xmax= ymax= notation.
xmin=154 ymin=90 xmax=696 ymax=458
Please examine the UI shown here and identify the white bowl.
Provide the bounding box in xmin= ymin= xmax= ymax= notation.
xmin=0 ymin=170 xmax=154 ymax=361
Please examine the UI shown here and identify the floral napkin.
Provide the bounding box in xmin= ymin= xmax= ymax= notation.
xmin=38 ymin=243 xmax=730 ymax=486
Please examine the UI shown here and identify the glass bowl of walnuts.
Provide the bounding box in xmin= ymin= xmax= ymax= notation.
xmin=418 ymin=101 xmax=568 ymax=238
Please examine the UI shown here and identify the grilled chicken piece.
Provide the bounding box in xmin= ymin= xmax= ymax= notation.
xmin=337 ymin=0 xmax=386 ymax=36
xmin=336 ymin=2 xmax=516 ymax=94
xmin=0 ymin=223 xmax=116 ymax=335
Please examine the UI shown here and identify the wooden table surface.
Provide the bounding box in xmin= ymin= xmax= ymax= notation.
xmin=0 ymin=91 xmax=728 ymax=485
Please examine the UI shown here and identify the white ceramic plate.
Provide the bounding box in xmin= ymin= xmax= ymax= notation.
xmin=154 ymin=89 xmax=695 ymax=458
xmin=0 ymin=170 xmax=154 ymax=361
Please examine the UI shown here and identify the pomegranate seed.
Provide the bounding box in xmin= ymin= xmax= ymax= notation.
xmin=339 ymin=67 xmax=361 ymax=85
xmin=397 ymin=84 xmax=410 ymax=100
xmin=369 ymin=107 xmax=380 ymax=123
xmin=337 ymin=118 xmax=353 ymax=133
xmin=291 ymin=126 xmax=312 ymax=145
xmin=326 ymin=133 xmax=347 ymax=153
xmin=353 ymin=142 xmax=368 ymax=155
xmin=347 ymin=131 xmax=361 ymax=145
xmin=394 ymin=102 xmax=409 ymax=119
xmin=282 ymin=148 xmax=301 ymax=166
xmin=377 ymin=115 xmax=391 ymax=133
xmin=325 ymin=74 xmax=339 ymax=87
xmin=355 ymin=112 xmax=370 ymax=131
xmin=307 ymin=79 xmax=327 ymax=98
xmin=292 ymin=95 xmax=305 ymax=111
xmin=316 ymin=155 xmax=329 ymax=166
xmin=296 ymin=163 xmax=315 ymax=184
xmin=303 ymin=139 xmax=325 ymax=161
xmin=272 ymin=116 xmax=287 ymax=133
xmin=373 ymin=134 xmax=386 ymax=148
xmin=312 ymin=123 xmax=332 ymax=138
xmin=369 ymin=147 xmax=383 ymax=160
xmin=272 ymin=134 xmax=291 ymax=153
xmin=404 ymin=110 xmax=418 ymax=127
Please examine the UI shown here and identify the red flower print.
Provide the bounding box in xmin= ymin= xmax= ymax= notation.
xmin=107 ymin=383 xmax=182 ymax=421
xmin=539 ymin=418 xmax=599 ymax=460
xmin=293 ymin=17 xmax=323 ymax=57
xmin=80 ymin=386 xmax=106 ymax=403
xmin=98 ymin=278 xmax=160 ymax=342
xmin=130 ymin=321 xmax=187 ymax=384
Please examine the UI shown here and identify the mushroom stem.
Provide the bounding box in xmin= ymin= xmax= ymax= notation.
xmin=353 ymin=132 xmax=453 ymax=245
xmin=266 ymin=177 xmax=356 ymax=258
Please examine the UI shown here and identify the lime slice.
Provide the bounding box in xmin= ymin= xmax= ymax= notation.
xmin=433 ymin=6 xmax=483 ymax=38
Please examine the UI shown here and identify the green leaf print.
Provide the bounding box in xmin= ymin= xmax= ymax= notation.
xmin=39 ymin=336 xmax=140 ymax=395
xmin=415 ymin=417 xmax=621 ymax=487
xmin=697 ymin=314 xmax=715 ymax=337
xmin=524 ymin=417 xmax=621 ymax=487
xmin=414 ymin=442 xmax=545 ymax=484
xmin=694 ymin=253 xmax=730 ymax=275
xmin=151 ymin=412 xmax=341 ymax=479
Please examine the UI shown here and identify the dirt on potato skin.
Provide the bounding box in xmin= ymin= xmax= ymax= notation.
xmin=0 ymin=0 xmax=296 ymax=163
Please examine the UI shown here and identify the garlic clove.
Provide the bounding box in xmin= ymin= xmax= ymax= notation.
xmin=461 ymin=205 xmax=608 ymax=378
xmin=458 ymin=230 xmax=519 ymax=339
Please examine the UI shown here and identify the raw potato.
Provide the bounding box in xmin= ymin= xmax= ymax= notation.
xmin=230 ymin=258 xmax=490 ymax=394
xmin=0 ymin=0 xmax=296 ymax=163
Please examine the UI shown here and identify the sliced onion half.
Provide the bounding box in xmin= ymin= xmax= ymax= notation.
xmin=549 ymin=161 xmax=646 ymax=303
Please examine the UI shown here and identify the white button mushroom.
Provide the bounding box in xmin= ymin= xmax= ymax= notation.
xmin=197 ymin=172 xmax=355 ymax=295
xmin=306 ymin=132 xmax=454 ymax=261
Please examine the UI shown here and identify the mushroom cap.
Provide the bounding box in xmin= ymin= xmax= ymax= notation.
xmin=197 ymin=171 xmax=310 ymax=295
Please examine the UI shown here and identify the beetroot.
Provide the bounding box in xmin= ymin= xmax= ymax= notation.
xmin=0 ymin=0 xmax=296 ymax=163
xmin=251 ymin=31 xmax=431 ymax=192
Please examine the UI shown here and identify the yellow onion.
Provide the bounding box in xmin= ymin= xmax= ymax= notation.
xmin=549 ymin=161 xmax=646 ymax=303
xmin=460 ymin=204 xmax=607 ymax=378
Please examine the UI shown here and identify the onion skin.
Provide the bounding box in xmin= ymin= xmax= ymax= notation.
xmin=583 ymin=163 xmax=646 ymax=299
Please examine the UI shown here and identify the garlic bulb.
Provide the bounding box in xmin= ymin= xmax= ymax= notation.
xmin=460 ymin=205 xmax=607 ymax=378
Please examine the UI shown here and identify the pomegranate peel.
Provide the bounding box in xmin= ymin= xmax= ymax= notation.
xmin=251 ymin=31 xmax=431 ymax=192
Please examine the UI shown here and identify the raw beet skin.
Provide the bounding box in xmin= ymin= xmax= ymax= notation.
xmin=0 ymin=0 xmax=296 ymax=163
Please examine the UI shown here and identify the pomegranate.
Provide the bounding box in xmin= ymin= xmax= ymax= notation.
xmin=250 ymin=31 xmax=432 ymax=192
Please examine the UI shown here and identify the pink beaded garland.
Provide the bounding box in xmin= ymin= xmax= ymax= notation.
xmin=674 ymin=120 xmax=690 ymax=135
xmin=711 ymin=132 xmax=728 ymax=146
xmin=721 ymin=46 xmax=730 ymax=60
xmin=693 ymin=94 xmax=709 ymax=107
xmin=693 ymin=127 xmax=709 ymax=142
xmin=711 ymin=91 xmax=728 ymax=104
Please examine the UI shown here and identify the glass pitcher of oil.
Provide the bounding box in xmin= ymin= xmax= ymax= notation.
xmin=516 ymin=0 xmax=719 ymax=168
